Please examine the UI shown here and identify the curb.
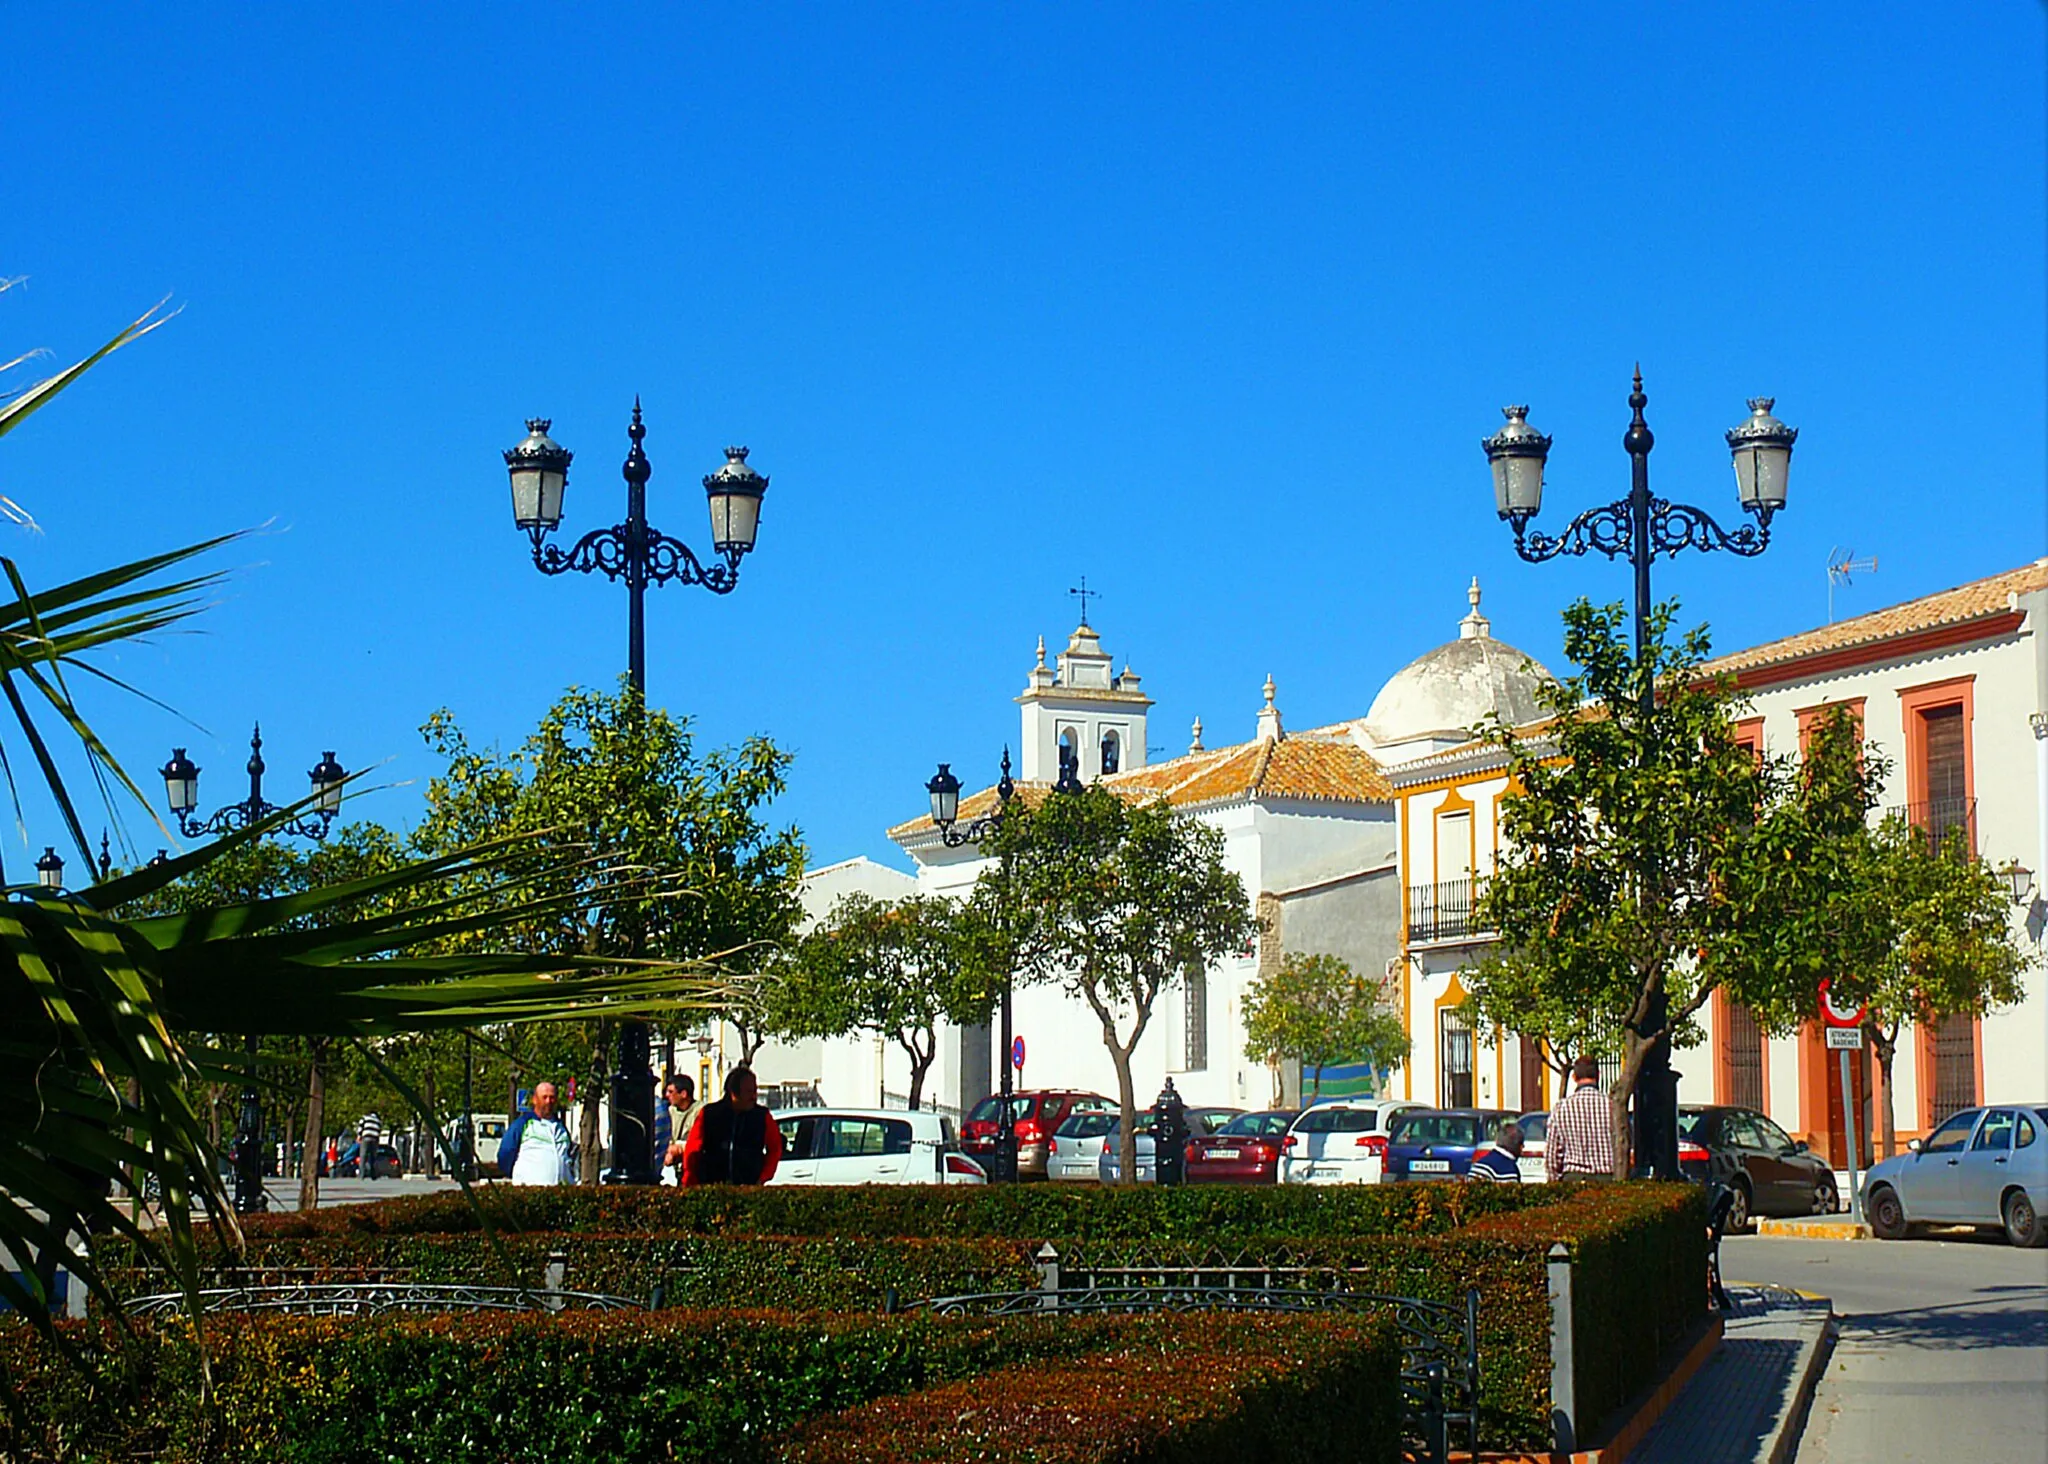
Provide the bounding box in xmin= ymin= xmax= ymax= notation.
xmin=1760 ymin=1301 xmax=1836 ymax=1464
xmin=1754 ymin=1217 xmax=1871 ymax=1240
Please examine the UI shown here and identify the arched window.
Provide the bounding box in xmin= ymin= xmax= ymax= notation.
xmin=1100 ymin=730 xmax=1120 ymax=776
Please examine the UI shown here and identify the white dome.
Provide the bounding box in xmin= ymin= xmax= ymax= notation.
xmin=1361 ymin=581 xmax=1552 ymax=749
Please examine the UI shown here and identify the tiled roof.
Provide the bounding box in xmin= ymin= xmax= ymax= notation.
xmin=886 ymin=736 xmax=1390 ymax=843
xmin=1702 ymin=559 xmax=2045 ymax=680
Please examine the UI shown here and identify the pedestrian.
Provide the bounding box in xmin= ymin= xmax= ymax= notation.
xmin=1467 ymin=1121 xmax=1525 ymax=1182
xmin=680 ymin=1066 xmax=783 ymax=1186
xmin=1546 ymin=1055 xmax=1618 ymax=1181
xmin=496 ymin=1080 xmax=576 ymax=1186
xmin=356 ymin=1112 xmax=383 ymax=1181
xmin=658 ymin=1073 xmax=702 ymax=1184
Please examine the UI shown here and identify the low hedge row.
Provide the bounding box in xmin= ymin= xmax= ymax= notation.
xmin=771 ymin=1312 xmax=1404 ymax=1464
xmin=0 ymin=1307 xmax=1401 ymax=1464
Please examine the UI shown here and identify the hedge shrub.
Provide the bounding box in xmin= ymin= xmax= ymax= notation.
xmin=770 ymin=1312 xmax=1404 ymax=1464
xmin=0 ymin=1308 xmax=1400 ymax=1464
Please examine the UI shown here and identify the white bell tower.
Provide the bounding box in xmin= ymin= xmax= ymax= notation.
xmin=1018 ymin=621 xmax=1152 ymax=783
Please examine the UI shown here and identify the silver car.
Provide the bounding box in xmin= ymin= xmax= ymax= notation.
xmin=1863 ymin=1104 xmax=2047 ymax=1247
xmin=1098 ymin=1108 xmax=1242 ymax=1183
xmin=1047 ymin=1111 xmax=1117 ymax=1181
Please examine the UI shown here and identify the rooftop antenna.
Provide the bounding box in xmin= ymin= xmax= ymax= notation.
xmin=1068 ymin=576 xmax=1099 ymax=628
xmin=1826 ymin=547 xmax=1878 ymax=623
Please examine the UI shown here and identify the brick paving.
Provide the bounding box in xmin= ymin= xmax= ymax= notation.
xmin=1629 ymin=1287 xmax=1833 ymax=1464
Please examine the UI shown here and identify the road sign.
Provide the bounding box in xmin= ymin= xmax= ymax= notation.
xmin=1819 ymin=979 xmax=1866 ymax=1029
xmin=1011 ymin=1035 xmax=1026 ymax=1070
xmin=1826 ymin=1026 xmax=1864 ymax=1050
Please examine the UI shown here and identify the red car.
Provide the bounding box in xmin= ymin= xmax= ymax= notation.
xmin=961 ymin=1090 xmax=1113 ymax=1179
xmin=1186 ymin=1110 xmax=1298 ymax=1184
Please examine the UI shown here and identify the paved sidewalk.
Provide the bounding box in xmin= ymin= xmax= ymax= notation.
xmin=1628 ymin=1286 xmax=1833 ymax=1464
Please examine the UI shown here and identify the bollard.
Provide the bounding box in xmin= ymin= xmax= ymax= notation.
xmin=882 ymin=1285 xmax=900 ymax=1315
xmin=543 ymin=1250 xmax=568 ymax=1314
xmin=1547 ymin=1242 xmax=1576 ymax=1452
xmin=1424 ymin=1362 xmax=1449 ymax=1464
xmin=1035 ymin=1241 xmax=1061 ymax=1310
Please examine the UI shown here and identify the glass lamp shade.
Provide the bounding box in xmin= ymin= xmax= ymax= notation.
xmin=2000 ymin=860 xmax=2035 ymax=906
xmin=1726 ymin=397 xmax=1796 ymax=513
xmin=704 ymin=446 xmax=768 ymax=555
xmin=309 ymin=751 xmax=347 ymax=814
xmin=505 ymin=419 xmax=573 ymax=530
xmin=1483 ymin=405 xmax=1551 ymax=519
xmin=161 ymin=748 xmax=201 ymax=815
xmin=926 ymin=763 xmax=962 ymax=828
xmin=35 ymin=847 xmax=64 ymax=890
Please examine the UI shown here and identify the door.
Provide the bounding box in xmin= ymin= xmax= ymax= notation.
xmin=1954 ymin=1108 xmax=2017 ymax=1222
xmin=1440 ymin=1008 xmax=1475 ymax=1109
xmin=1907 ymin=1108 xmax=1982 ymax=1220
xmin=1750 ymin=1113 xmax=1813 ymax=1215
xmin=774 ymin=1116 xmax=819 ymax=1185
xmin=814 ymin=1116 xmax=915 ymax=1185
xmin=1517 ymin=1038 xmax=1547 ymax=1113
xmin=1726 ymin=1112 xmax=1794 ymax=1216
xmin=1815 ymin=1036 xmax=1872 ymax=1169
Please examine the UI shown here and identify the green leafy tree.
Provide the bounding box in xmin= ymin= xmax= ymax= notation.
xmin=1467 ymin=599 xmax=1868 ymax=1177
xmin=778 ymin=893 xmax=999 ymax=1109
xmin=978 ymin=787 xmax=1258 ymax=1182
xmin=412 ymin=687 xmax=806 ymax=1177
xmin=1242 ymin=952 xmax=1410 ymax=1101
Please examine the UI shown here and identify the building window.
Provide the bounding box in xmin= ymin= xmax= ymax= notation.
xmin=1439 ymin=1006 xmax=1474 ymax=1107
xmin=1182 ymin=965 xmax=1208 ymax=1071
xmin=1059 ymin=730 xmax=1080 ymax=782
xmin=1100 ymin=729 xmax=1120 ymax=775
xmin=1724 ymin=1002 xmax=1765 ymax=1112
xmin=1920 ymin=705 xmax=1970 ymax=850
xmin=1927 ymin=1013 xmax=1978 ymax=1126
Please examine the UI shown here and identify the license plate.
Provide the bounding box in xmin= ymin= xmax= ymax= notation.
xmin=1411 ymin=1159 xmax=1451 ymax=1173
xmin=1209 ymin=1148 xmax=1239 ymax=1160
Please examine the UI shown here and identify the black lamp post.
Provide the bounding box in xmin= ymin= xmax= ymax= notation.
xmin=1485 ymin=370 xmax=1796 ymax=1182
xmin=160 ymin=724 xmax=346 ymax=1215
xmin=925 ymin=744 xmax=1084 ymax=1182
xmin=505 ymin=403 xmax=767 ymax=1186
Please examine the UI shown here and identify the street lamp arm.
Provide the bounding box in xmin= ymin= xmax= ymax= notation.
xmin=1511 ymin=496 xmax=1773 ymax=564
xmin=529 ymin=522 xmax=742 ymax=594
xmin=938 ymin=812 xmax=1006 ymax=849
xmin=178 ymin=802 xmax=335 ymax=842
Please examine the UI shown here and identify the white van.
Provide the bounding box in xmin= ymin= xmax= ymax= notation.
xmin=770 ymin=1108 xmax=988 ymax=1186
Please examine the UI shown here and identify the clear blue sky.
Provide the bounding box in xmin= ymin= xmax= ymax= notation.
xmin=5 ymin=5 xmax=2044 ymax=877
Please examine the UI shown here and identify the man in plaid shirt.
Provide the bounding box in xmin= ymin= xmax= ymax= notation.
xmin=1546 ymin=1056 xmax=1616 ymax=1180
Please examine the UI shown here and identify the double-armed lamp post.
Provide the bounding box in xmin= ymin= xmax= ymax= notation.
xmin=925 ymin=745 xmax=1084 ymax=1182
xmin=503 ymin=402 xmax=767 ymax=1185
xmin=160 ymin=726 xmax=349 ymax=1214
xmin=1483 ymin=370 xmax=1797 ymax=1181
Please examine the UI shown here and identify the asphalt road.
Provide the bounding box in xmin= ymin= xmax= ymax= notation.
xmin=1722 ymin=1232 xmax=2048 ymax=1463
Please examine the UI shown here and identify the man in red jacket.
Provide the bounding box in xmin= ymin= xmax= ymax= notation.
xmin=681 ymin=1066 xmax=784 ymax=1186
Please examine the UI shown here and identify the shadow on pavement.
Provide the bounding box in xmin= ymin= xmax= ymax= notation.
xmin=1835 ymin=1290 xmax=2048 ymax=1353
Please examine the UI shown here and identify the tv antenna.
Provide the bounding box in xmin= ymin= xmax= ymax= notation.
xmin=1826 ymin=547 xmax=1877 ymax=623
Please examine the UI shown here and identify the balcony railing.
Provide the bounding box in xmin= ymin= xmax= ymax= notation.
xmin=1886 ymin=796 xmax=1977 ymax=856
xmin=1407 ymin=877 xmax=1492 ymax=943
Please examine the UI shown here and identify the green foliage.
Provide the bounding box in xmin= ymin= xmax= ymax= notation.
xmin=1242 ymin=952 xmax=1409 ymax=1097
xmin=976 ymin=786 xmax=1258 ymax=1178
xmin=1468 ymin=599 xmax=1873 ymax=1171
xmin=777 ymin=894 xmax=999 ymax=1108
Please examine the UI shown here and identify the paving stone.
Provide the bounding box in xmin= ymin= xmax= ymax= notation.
xmin=1629 ymin=1287 xmax=1832 ymax=1464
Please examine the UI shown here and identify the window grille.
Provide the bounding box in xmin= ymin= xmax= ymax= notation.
xmin=1182 ymin=966 xmax=1209 ymax=1071
xmin=1439 ymin=1006 xmax=1474 ymax=1108
xmin=1725 ymin=1002 xmax=1765 ymax=1112
xmin=1929 ymin=1013 xmax=1977 ymax=1125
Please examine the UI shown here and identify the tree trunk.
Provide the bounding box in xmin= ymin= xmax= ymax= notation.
xmin=421 ymin=1069 xmax=440 ymax=1179
xmin=1871 ymin=1021 xmax=1899 ymax=1159
xmin=901 ymin=1034 xmax=930 ymax=1111
xmin=1107 ymin=1030 xmax=1139 ymax=1184
xmin=298 ymin=1041 xmax=326 ymax=1212
xmin=579 ymin=1023 xmax=607 ymax=1186
xmin=1267 ymin=1057 xmax=1285 ymax=1108
xmin=1612 ymin=1030 xmax=1649 ymax=1181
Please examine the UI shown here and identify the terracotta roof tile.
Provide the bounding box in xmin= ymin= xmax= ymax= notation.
xmin=1702 ymin=559 xmax=2045 ymax=679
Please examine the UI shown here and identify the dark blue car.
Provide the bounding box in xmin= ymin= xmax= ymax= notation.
xmin=1385 ymin=1109 xmax=1516 ymax=1181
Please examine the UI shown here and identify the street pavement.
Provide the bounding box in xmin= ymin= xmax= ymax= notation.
xmin=259 ymin=1176 xmax=459 ymax=1209
xmin=1722 ymin=1231 xmax=2048 ymax=1463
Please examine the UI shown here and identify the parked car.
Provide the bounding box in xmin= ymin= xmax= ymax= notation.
xmin=323 ymin=1141 xmax=403 ymax=1179
xmin=1863 ymin=1104 xmax=2048 ymax=1247
xmin=1048 ymin=1110 xmax=1119 ymax=1182
xmin=1187 ymin=1110 xmax=1298 ymax=1184
xmin=1278 ymin=1099 xmax=1426 ymax=1185
xmin=961 ymin=1090 xmax=1113 ymax=1180
xmin=1676 ymin=1105 xmax=1836 ymax=1228
xmin=770 ymin=1108 xmax=987 ymax=1186
xmin=1098 ymin=1107 xmax=1243 ymax=1184
xmin=1384 ymin=1109 xmax=1516 ymax=1182
xmin=1512 ymin=1111 xmax=1549 ymax=1183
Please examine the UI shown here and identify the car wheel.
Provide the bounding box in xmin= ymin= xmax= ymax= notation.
xmin=1812 ymin=1173 xmax=1839 ymax=1216
xmin=1868 ymin=1184 xmax=1909 ymax=1240
xmin=1724 ymin=1178 xmax=1753 ymax=1233
xmin=2001 ymin=1190 xmax=2047 ymax=1249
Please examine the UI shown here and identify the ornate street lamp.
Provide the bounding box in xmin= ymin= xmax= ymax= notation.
xmin=160 ymin=723 xmax=346 ymax=1215
xmin=34 ymin=847 xmax=64 ymax=891
xmin=1484 ymin=370 xmax=1797 ymax=1182
xmin=1998 ymin=860 xmax=2036 ymax=907
xmin=504 ymin=402 xmax=768 ymax=1187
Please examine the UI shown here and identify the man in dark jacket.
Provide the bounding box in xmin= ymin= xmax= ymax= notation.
xmin=681 ymin=1067 xmax=783 ymax=1186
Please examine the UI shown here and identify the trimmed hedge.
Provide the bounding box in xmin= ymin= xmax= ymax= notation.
xmin=771 ymin=1312 xmax=1404 ymax=1464
xmin=0 ymin=1308 xmax=1401 ymax=1464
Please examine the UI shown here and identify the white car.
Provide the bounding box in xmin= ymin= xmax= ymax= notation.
xmin=1279 ymin=1099 xmax=1427 ymax=1185
xmin=770 ymin=1108 xmax=988 ymax=1186
xmin=1048 ymin=1110 xmax=1118 ymax=1181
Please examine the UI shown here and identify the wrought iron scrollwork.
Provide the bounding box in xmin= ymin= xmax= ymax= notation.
xmin=1510 ymin=495 xmax=1772 ymax=564
xmin=122 ymin=1282 xmax=640 ymax=1318
xmin=530 ymin=523 xmax=741 ymax=593
xmin=177 ymin=803 xmax=334 ymax=842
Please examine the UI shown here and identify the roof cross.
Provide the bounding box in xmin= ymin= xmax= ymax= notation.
xmin=1068 ymin=576 xmax=1099 ymax=627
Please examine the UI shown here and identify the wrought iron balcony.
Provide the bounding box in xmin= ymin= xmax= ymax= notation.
xmin=1407 ymin=877 xmax=1493 ymax=944
xmin=1886 ymin=796 xmax=1977 ymax=856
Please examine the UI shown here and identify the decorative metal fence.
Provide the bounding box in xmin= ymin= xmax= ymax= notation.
xmin=1406 ymin=877 xmax=1491 ymax=943
xmin=121 ymin=1280 xmax=640 ymax=1318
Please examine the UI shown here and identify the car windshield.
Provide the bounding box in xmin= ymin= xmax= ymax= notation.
xmin=967 ymin=1096 xmax=1038 ymax=1124
xmin=1515 ymin=1113 xmax=1548 ymax=1141
xmin=1057 ymin=1112 xmax=1117 ymax=1139
xmin=1392 ymin=1114 xmax=1488 ymax=1146
xmin=1296 ymin=1107 xmax=1381 ymax=1134
xmin=1677 ymin=1110 xmax=1712 ymax=1141
xmin=1218 ymin=1112 xmax=1295 ymax=1137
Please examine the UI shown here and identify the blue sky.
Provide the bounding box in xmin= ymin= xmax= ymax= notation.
xmin=5 ymin=5 xmax=2044 ymax=877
